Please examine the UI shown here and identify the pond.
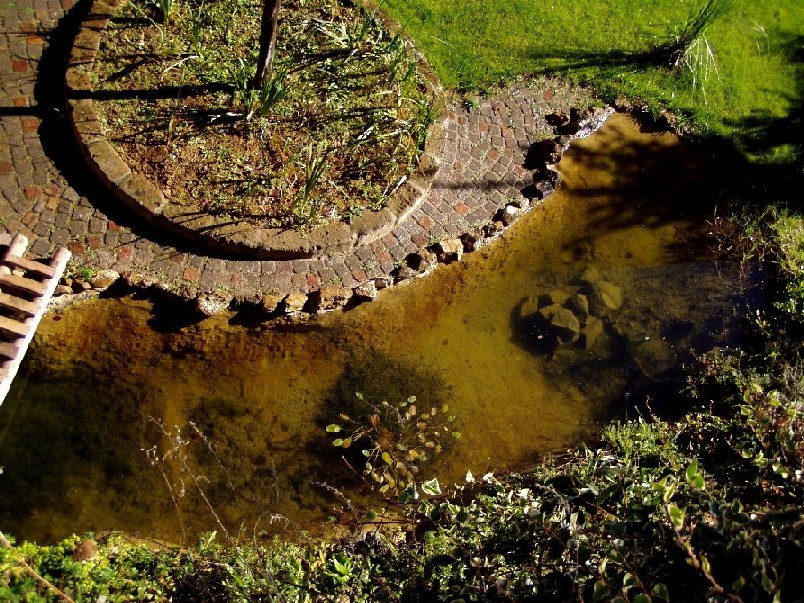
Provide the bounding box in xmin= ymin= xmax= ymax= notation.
xmin=0 ymin=113 xmax=755 ymax=545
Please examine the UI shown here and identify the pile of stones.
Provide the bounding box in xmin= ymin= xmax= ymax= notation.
xmin=518 ymin=268 xmax=623 ymax=353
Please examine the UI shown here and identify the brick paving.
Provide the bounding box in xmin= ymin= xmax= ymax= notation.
xmin=1 ymin=0 xmax=598 ymax=311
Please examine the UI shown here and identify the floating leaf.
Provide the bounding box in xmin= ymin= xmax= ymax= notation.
xmin=382 ymin=451 xmax=393 ymax=465
xmin=442 ymin=404 xmax=449 ymax=413
xmin=332 ymin=438 xmax=344 ymax=447
xmin=339 ymin=414 xmax=351 ymax=422
xmin=422 ymin=478 xmax=441 ymax=496
xmin=362 ymin=449 xmax=371 ymax=457
xmin=326 ymin=424 xmax=342 ymax=433
xmin=452 ymin=432 xmax=462 ymax=439
xmin=633 ymin=594 xmax=651 ymax=603
xmin=407 ymin=395 xmax=417 ymax=403
xmin=341 ymin=437 xmax=352 ymax=449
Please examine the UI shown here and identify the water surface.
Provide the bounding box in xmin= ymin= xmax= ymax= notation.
xmin=0 ymin=114 xmax=752 ymax=544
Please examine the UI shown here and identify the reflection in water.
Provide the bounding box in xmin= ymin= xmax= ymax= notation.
xmin=0 ymin=114 xmax=755 ymax=544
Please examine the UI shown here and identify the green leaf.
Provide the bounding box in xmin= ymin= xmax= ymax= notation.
xmin=593 ymin=580 xmax=610 ymax=601
xmin=622 ymin=572 xmax=638 ymax=591
xmin=451 ymin=431 xmax=462 ymax=439
xmin=398 ymin=484 xmax=418 ymax=504
xmin=382 ymin=451 xmax=393 ymax=465
xmin=332 ymin=438 xmax=344 ymax=447
xmin=633 ymin=594 xmax=651 ymax=603
xmin=326 ymin=424 xmax=342 ymax=433
xmin=341 ymin=437 xmax=352 ymax=449
xmin=667 ymin=504 xmax=686 ymax=530
xmin=652 ymin=583 xmax=669 ymax=601
xmin=422 ymin=478 xmax=442 ymax=496
xmin=686 ymin=461 xmax=705 ymax=490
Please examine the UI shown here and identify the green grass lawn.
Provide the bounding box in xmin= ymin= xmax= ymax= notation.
xmin=380 ymin=0 xmax=802 ymax=163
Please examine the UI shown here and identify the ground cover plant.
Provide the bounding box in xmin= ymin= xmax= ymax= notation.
xmin=91 ymin=0 xmax=433 ymax=228
xmin=381 ymin=0 xmax=802 ymax=164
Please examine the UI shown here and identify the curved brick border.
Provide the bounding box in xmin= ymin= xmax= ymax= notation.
xmin=65 ymin=0 xmax=447 ymax=260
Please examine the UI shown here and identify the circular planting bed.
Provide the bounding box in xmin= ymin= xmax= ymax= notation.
xmin=67 ymin=0 xmax=444 ymax=258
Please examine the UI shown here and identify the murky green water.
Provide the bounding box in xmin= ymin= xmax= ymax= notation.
xmin=0 ymin=114 xmax=753 ymax=544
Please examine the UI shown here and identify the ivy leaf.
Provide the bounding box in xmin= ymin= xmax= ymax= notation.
xmin=398 ymin=484 xmax=418 ymax=504
xmin=652 ymin=583 xmax=670 ymax=601
xmin=422 ymin=478 xmax=441 ymax=496
xmin=686 ymin=460 xmax=705 ymax=490
xmin=593 ymin=580 xmax=610 ymax=601
xmin=667 ymin=503 xmax=686 ymax=530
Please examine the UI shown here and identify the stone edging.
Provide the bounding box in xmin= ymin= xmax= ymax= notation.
xmin=50 ymin=103 xmax=616 ymax=319
xmin=64 ymin=0 xmax=447 ymax=260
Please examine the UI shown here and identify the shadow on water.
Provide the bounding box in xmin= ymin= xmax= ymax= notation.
xmin=0 ymin=114 xmax=765 ymax=545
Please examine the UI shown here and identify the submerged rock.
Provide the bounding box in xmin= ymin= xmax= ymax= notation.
xmin=567 ymin=293 xmax=589 ymax=325
xmin=549 ymin=307 xmax=581 ymax=344
xmin=581 ymin=316 xmax=605 ymax=350
xmin=587 ymin=280 xmax=623 ymax=315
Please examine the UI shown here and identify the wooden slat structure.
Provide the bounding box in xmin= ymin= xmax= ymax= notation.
xmin=0 ymin=234 xmax=70 ymax=405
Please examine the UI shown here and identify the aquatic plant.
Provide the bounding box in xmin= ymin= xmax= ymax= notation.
xmin=326 ymin=393 xmax=460 ymax=496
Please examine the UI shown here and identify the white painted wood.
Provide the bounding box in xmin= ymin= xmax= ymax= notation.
xmin=0 ymin=235 xmax=71 ymax=405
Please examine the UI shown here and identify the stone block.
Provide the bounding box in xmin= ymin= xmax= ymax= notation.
xmin=87 ymin=140 xmax=130 ymax=185
xmin=350 ymin=208 xmax=395 ymax=246
xmin=283 ymin=291 xmax=309 ymax=314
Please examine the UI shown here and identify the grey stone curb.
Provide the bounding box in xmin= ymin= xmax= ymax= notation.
xmin=65 ymin=0 xmax=447 ymax=260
